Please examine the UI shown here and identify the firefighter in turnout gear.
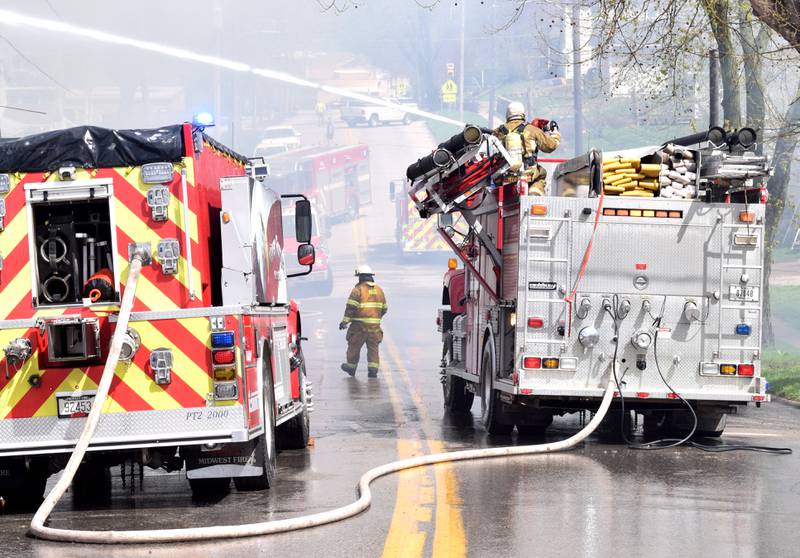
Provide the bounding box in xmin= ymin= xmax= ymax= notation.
xmin=339 ymin=265 xmax=387 ymax=378
xmin=494 ymin=101 xmax=561 ymax=196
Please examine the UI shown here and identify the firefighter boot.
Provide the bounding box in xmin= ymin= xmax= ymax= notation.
xmin=341 ymin=363 xmax=356 ymax=377
xmin=368 ymin=367 xmax=378 ymax=378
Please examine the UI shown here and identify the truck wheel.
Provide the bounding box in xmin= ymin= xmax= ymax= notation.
xmin=402 ymin=114 xmax=412 ymax=125
xmin=72 ymin=461 xmax=111 ymax=509
xmin=189 ymin=477 xmax=231 ymax=500
xmin=516 ymin=412 xmax=553 ymax=438
xmin=0 ymin=458 xmax=49 ymax=512
xmin=368 ymin=114 xmax=379 ymax=127
xmin=234 ymin=360 xmax=277 ymax=491
xmin=480 ymin=343 xmax=513 ymax=435
xmin=443 ymin=373 xmax=474 ymax=413
xmin=277 ymin=357 xmax=311 ymax=450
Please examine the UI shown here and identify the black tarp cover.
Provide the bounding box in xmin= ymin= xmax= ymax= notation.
xmin=0 ymin=125 xmax=186 ymax=173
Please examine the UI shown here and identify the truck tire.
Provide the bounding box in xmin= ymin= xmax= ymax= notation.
xmin=0 ymin=458 xmax=49 ymax=512
xmin=234 ymin=359 xmax=277 ymax=491
xmin=402 ymin=114 xmax=413 ymax=125
xmin=443 ymin=373 xmax=474 ymax=413
xmin=277 ymin=357 xmax=310 ymax=450
xmin=189 ymin=477 xmax=231 ymax=500
xmin=368 ymin=114 xmax=379 ymax=127
xmin=480 ymin=342 xmax=513 ymax=435
xmin=72 ymin=461 xmax=111 ymax=509
xmin=695 ymin=410 xmax=727 ymax=438
xmin=516 ymin=412 xmax=553 ymax=437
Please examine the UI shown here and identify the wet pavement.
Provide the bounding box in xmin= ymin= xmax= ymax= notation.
xmin=1 ymin=120 xmax=799 ymax=558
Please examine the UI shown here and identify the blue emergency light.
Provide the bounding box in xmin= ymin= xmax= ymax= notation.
xmin=735 ymin=323 xmax=752 ymax=336
xmin=211 ymin=331 xmax=235 ymax=348
xmin=193 ymin=112 xmax=216 ymax=128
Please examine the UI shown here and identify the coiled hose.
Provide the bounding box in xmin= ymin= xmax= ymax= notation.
xmin=29 ymin=256 xmax=616 ymax=543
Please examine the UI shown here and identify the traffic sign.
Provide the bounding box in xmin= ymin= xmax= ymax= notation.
xmin=441 ymin=79 xmax=458 ymax=103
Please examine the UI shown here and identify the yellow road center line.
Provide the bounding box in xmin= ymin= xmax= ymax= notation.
xmin=383 ymin=336 xmax=467 ymax=558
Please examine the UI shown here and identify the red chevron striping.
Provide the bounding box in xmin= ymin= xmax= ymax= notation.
xmin=109 ymin=170 xmax=203 ymax=257
xmin=147 ymin=316 xmax=213 ymax=378
xmin=0 ymin=236 xmax=31 ymax=291
xmin=5 ymin=367 xmax=77 ymax=418
xmin=115 ymin=228 xmax=190 ymax=310
xmin=131 ymin=344 xmax=205 ymax=407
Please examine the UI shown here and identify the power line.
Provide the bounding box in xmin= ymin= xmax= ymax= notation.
xmin=0 ymin=34 xmax=73 ymax=94
xmin=0 ymin=104 xmax=47 ymax=115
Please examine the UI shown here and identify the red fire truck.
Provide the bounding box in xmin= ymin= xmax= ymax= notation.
xmin=268 ymin=144 xmax=371 ymax=221
xmin=0 ymin=121 xmax=315 ymax=510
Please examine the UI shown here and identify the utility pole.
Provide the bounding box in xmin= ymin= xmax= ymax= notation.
xmin=571 ymin=3 xmax=584 ymax=155
xmin=458 ymin=0 xmax=465 ymax=123
xmin=709 ymin=49 xmax=720 ymax=128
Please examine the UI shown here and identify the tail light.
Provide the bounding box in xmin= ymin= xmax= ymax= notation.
xmin=527 ymin=317 xmax=544 ymax=328
xmin=531 ymin=204 xmax=547 ymax=216
xmin=738 ymin=364 xmax=755 ymax=376
xmin=212 ymin=349 xmax=236 ymax=366
xmin=523 ymin=357 xmax=541 ymax=369
xmin=542 ymin=358 xmax=559 ymax=369
xmin=738 ymin=211 xmax=755 ymax=223
xmin=667 ymin=392 xmax=680 ymax=399
xmin=719 ymin=364 xmax=737 ymax=375
xmin=214 ymin=368 xmax=236 ymax=382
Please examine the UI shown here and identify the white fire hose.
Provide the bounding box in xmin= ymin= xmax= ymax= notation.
xmin=30 ymin=254 xmax=616 ymax=543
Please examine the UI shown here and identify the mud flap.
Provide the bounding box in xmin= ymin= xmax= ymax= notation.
xmin=184 ymin=440 xmax=264 ymax=479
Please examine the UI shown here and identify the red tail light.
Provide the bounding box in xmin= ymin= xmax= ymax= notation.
xmin=212 ymin=349 xmax=236 ymax=366
xmin=636 ymin=392 xmax=650 ymax=398
xmin=667 ymin=392 xmax=680 ymax=399
xmin=738 ymin=364 xmax=755 ymax=376
xmin=527 ymin=317 xmax=544 ymax=328
xmin=523 ymin=357 xmax=541 ymax=369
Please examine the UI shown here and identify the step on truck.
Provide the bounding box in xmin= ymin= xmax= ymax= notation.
xmin=407 ymin=125 xmax=772 ymax=438
xmin=0 ymin=122 xmax=316 ymax=511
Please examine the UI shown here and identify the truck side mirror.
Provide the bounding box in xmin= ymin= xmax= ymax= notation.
xmin=297 ymin=243 xmax=315 ymax=267
xmin=295 ymin=199 xmax=312 ymax=243
xmin=389 ymin=181 xmax=396 ymax=202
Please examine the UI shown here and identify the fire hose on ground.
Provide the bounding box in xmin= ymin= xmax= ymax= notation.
xmin=29 ymin=252 xmax=617 ymax=544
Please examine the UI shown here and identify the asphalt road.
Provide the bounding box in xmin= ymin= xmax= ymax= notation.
xmin=2 ymin=119 xmax=799 ymax=558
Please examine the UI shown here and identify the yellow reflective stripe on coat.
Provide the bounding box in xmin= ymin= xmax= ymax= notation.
xmin=359 ymin=302 xmax=388 ymax=309
xmin=346 ymin=299 xmax=360 ymax=307
xmin=350 ymin=317 xmax=382 ymax=325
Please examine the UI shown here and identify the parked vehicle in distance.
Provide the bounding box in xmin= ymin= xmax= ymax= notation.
xmin=283 ymin=202 xmax=334 ymax=297
xmin=254 ymin=125 xmax=301 ymax=157
xmin=340 ymin=97 xmax=417 ymax=127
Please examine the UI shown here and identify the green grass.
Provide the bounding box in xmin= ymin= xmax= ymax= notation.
xmin=763 ymin=348 xmax=800 ymax=401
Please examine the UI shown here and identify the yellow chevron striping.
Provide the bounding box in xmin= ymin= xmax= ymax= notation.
xmin=116 ymin=253 xmax=178 ymax=310
xmin=0 ymin=265 xmax=32 ymax=319
xmin=132 ymin=319 xmax=213 ymax=399
xmin=113 ymin=203 xmax=203 ymax=296
xmin=32 ymin=368 xmax=99 ymax=418
xmin=0 ymin=358 xmax=40 ymax=419
xmin=115 ymin=360 xmax=183 ymax=410
xmin=113 ymin=165 xmax=199 ymax=244
xmin=0 ymin=204 xmax=30 ymax=257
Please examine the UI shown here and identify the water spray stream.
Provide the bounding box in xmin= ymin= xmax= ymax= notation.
xmin=0 ymin=8 xmax=465 ymax=127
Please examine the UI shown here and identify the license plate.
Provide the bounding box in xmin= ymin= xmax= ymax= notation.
xmin=729 ymin=285 xmax=759 ymax=302
xmin=57 ymin=393 xmax=95 ymax=418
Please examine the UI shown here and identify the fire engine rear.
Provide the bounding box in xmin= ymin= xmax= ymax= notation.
xmin=408 ymin=125 xmax=772 ymax=439
xmin=0 ymin=122 xmax=315 ymax=510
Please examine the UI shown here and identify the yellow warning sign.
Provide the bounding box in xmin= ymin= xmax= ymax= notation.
xmin=441 ymin=79 xmax=458 ymax=103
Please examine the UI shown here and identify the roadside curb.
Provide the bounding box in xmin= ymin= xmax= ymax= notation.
xmin=773 ymin=396 xmax=800 ymax=409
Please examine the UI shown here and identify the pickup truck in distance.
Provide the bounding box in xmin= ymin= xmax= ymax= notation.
xmin=340 ymin=98 xmax=417 ymax=127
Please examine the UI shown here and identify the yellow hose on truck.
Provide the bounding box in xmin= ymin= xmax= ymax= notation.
xmin=28 ymin=319 xmax=615 ymax=545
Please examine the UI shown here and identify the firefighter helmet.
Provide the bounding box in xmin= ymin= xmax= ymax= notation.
xmin=355 ymin=264 xmax=374 ymax=276
xmin=506 ymin=101 xmax=526 ymax=121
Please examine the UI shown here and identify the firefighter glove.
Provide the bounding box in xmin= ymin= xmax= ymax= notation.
xmin=339 ymin=321 xmax=349 ymax=330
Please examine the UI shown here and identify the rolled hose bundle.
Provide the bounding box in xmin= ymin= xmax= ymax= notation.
xmin=406 ymin=124 xmax=484 ymax=181
xmin=29 ymin=288 xmax=616 ymax=543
